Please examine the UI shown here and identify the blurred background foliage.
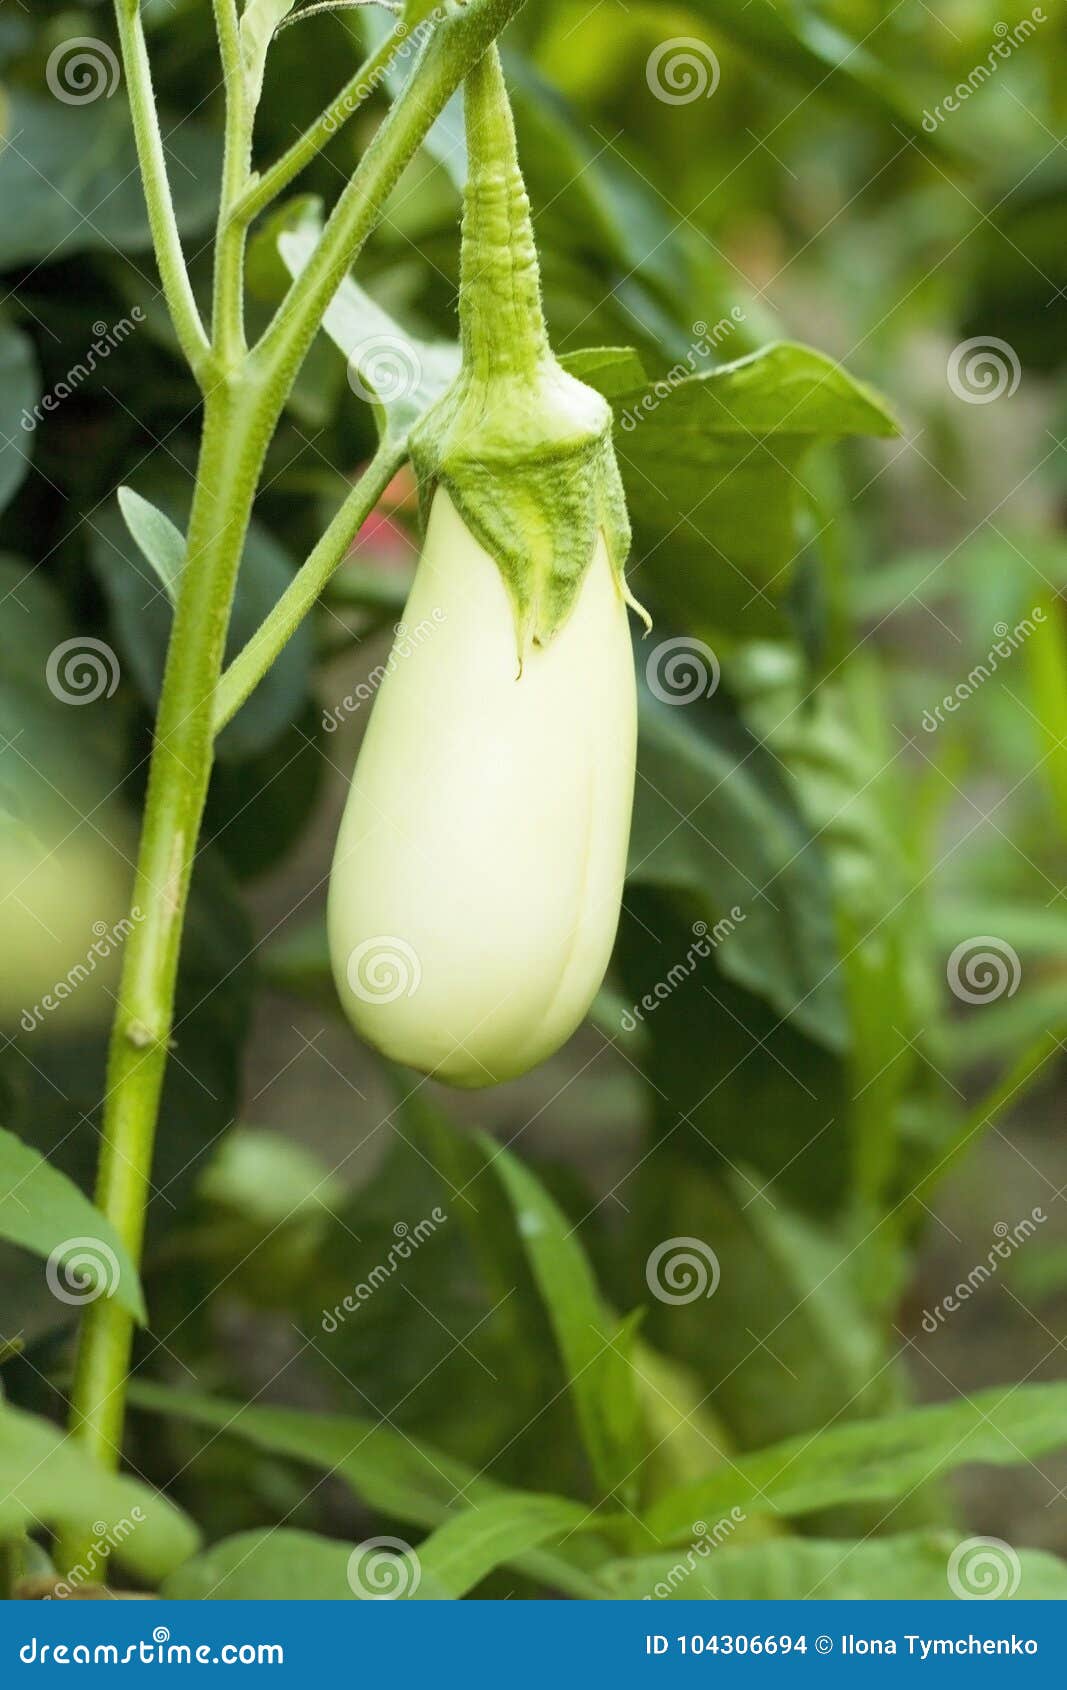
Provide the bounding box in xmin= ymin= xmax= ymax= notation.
xmin=1 ymin=0 xmax=1066 ymax=1597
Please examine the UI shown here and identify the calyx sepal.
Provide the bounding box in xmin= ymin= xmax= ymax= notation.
xmin=409 ymin=46 xmax=647 ymax=655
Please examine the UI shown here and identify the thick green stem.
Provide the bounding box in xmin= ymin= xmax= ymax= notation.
xmin=230 ymin=22 xmax=409 ymax=227
xmin=59 ymin=381 xmax=272 ymax=1574
xmin=114 ymin=1 xmax=211 ymax=383
xmin=214 ymin=438 xmax=402 ymax=734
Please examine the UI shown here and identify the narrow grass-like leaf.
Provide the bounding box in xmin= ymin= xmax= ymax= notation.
xmin=480 ymin=1135 xmax=644 ymax=1507
xmin=646 ymin=1383 xmax=1067 ymax=1545
xmin=161 ymin=1528 xmax=446 ymax=1601
xmin=129 ymin=1383 xmax=613 ymax=1597
xmin=601 ymin=1531 xmax=1067 ymax=1600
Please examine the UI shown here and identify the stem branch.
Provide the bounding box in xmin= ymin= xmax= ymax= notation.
xmin=231 ymin=22 xmax=409 ymax=227
xmin=114 ymin=1 xmax=211 ymax=383
xmin=214 ymin=438 xmax=402 ymax=733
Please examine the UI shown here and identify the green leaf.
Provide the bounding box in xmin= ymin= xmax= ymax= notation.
xmin=0 ymin=1399 xmax=198 ymax=1581
xmin=0 ymin=322 xmax=36 ymax=516
xmin=481 ymin=1136 xmax=644 ymax=1507
xmin=601 ymin=1531 xmax=1067 ymax=1600
xmin=128 ymin=1383 xmax=613 ymax=1598
xmin=646 ymin=1383 xmax=1067 ymax=1546
xmin=688 ymin=0 xmax=944 ymax=151
xmin=161 ymin=1528 xmax=435 ymax=1601
xmin=631 ymin=681 xmax=847 ymax=1050
xmin=0 ymin=94 xmax=217 ymax=268
xmin=89 ymin=493 xmax=311 ymax=761
xmin=163 ymin=1497 xmax=606 ymax=1601
xmin=0 ymin=1126 xmax=145 ymax=1322
xmin=117 ymin=487 xmax=184 ymax=604
xmin=279 ymin=224 xmax=459 ymax=445
xmin=615 ymin=342 xmax=897 ymax=638
xmin=240 ymin=2 xmax=297 ymax=111
xmin=559 ymin=345 xmax=647 ymax=400
xmin=416 ymin=1495 xmax=598 ymax=1597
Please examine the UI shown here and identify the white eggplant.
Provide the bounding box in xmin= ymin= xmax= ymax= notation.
xmin=328 ymin=490 xmax=636 ymax=1087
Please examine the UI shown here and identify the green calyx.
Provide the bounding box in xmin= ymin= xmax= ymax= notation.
xmin=409 ymin=45 xmax=647 ymax=652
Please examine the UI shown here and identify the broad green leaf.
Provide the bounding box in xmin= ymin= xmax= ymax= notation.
xmin=161 ymin=1528 xmax=447 ymax=1601
xmin=646 ymin=1383 xmax=1067 ymax=1546
xmin=240 ymin=2 xmax=297 ymax=111
xmin=0 ymin=322 xmax=36 ymax=516
xmin=631 ymin=681 xmax=847 ymax=1051
xmin=0 ymin=1126 xmax=144 ymax=1322
xmin=279 ymin=225 xmax=459 ymax=444
xmin=483 ymin=1136 xmax=644 ymax=1507
xmin=128 ymin=1383 xmax=612 ymax=1598
xmin=0 ymin=1399 xmax=198 ymax=1580
xmin=117 ymin=487 xmax=184 ymax=604
xmin=559 ymin=345 xmax=647 ymax=399
xmin=688 ymin=0 xmax=943 ymax=150
xmin=0 ymin=94 xmax=217 ymax=268
xmin=601 ymin=1531 xmax=1067 ymax=1600
xmin=615 ymin=343 xmax=897 ymax=638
